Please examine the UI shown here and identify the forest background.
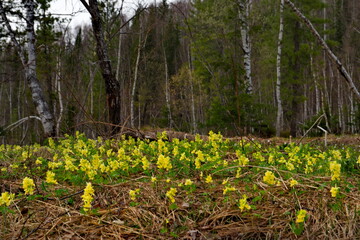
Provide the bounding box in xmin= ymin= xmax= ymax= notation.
xmin=0 ymin=0 xmax=359 ymax=144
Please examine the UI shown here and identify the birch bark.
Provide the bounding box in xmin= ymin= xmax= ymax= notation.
xmin=0 ymin=0 xmax=55 ymax=137
xmin=275 ymin=0 xmax=284 ymax=137
xmin=238 ymin=0 xmax=253 ymax=94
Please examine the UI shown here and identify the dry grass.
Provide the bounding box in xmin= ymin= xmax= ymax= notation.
xmin=1 ymin=175 xmax=359 ymax=240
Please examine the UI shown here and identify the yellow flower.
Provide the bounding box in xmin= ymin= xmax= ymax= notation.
xmin=184 ymin=179 xmax=193 ymax=186
xmin=263 ymin=171 xmax=276 ymax=185
xmin=330 ymin=186 xmax=339 ymax=197
xmin=289 ymin=179 xmax=298 ymax=187
xmin=23 ymin=177 xmax=35 ymax=195
xmin=223 ymin=186 xmax=236 ymax=195
xmin=237 ymin=154 xmax=249 ymax=166
xmin=166 ymin=187 xmax=177 ymax=203
xmin=141 ymin=157 xmax=150 ymax=170
xmin=151 ymin=177 xmax=157 ymax=183
xmin=285 ymin=162 xmax=295 ymax=171
xmin=129 ymin=188 xmax=140 ymax=201
xmin=0 ymin=192 xmax=15 ymax=206
xmin=329 ymin=161 xmax=341 ymax=181
xmin=205 ymin=175 xmax=213 ymax=183
xmin=166 ymin=178 xmax=171 ymax=183
xmin=222 ymin=178 xmax=229 ymax=185
xmin=46 ymin=171 xmax=58 ymax=184
xmin=1 ymin=168 xmax=6 ymax=172
xmin=296 ymin=209 xmax=307 ymax=223
xmin=357 ymin=155 xmax=360 ymax=164
xmin=238 ymin=195 xmax=251 ymax=212
xmin=81 ymin=182 xmax=95 ymax=212
xmin=157 ymin=154 xmax=172 ymax=171
xmin=35 ymin=158 xmax=42 ymax=165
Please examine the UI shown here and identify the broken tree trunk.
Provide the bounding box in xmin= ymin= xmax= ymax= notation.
xmin=284 ymin=0 xmax=360 ymax=101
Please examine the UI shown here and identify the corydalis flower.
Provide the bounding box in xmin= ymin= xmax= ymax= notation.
xmin=223 ymin=186 xmax=236 ymax=195
xmin=82 ymin=183 xmax=95 ymax=212
xmin=23 ymin=177 xmax=35 ymax=195
xmin=46 ymin=171 xmax=58 ymax=184
xmin=0 ymin=192 xmax=15 ymax=206
xmin=263 ymin=171 xmax=276 ymax=185
xmin=296 ymin=209 xmax=307 ymax=223
xmin=330 ymin=186 xmax=339 ymax=197
xmin=238 ymin=195 xmax=251 ymax=212
xmin=157 ymin=154 xmax=172 ymax=170
xmin=129 ymin=188 xmax=140 ymax=201
xmin=205 ymin=175 xmax=213 ymax=183
xmin=184 ymin=179 xmax=193 ymax=186
xmin=290 ymin=179 xmax=298 ymax=187
xmin=166 ymin=187 xmax=177 ymax=203
xmin=329 ymin=161 xmax=341 ymax=181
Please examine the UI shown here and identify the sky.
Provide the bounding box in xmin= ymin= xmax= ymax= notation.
xmin=49 ymin=0 xmax=173 ymax=29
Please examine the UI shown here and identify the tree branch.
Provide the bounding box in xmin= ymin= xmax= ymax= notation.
xmin=284 ymin=0 xmax=360 ymax=101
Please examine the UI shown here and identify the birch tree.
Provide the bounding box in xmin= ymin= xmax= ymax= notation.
xmin=275 ymin=0 xmax=284 ymax=137
xmin=237 ymin=0 xmax=253 ymax=94
xmin=0 ymin=0 xmax=55 ymax=137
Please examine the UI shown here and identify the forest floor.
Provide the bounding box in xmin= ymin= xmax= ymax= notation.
xmin=0 ymin=133 xmax=359 ymax=239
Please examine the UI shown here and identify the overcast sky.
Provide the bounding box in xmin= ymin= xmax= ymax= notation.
xmin=49 ymin=0 xmax=175 ymax=29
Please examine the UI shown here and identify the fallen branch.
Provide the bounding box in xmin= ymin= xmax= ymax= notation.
xmin=285 ymin=0 xmax=360 ymax=101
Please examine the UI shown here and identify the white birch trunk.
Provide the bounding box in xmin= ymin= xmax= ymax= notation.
xmin=238 ymin=0 xmax=253 ymax=94
xmin=131 ymin=21 xmax=143 ymax=128
xmin=275 ymin=0 xmax=284 ymax=137
xmin=163 ymin=43 xmax=173 ymax=128
xmin=55 ymin=56 xmax=63 ymax=136
xmin=0 ymin=0 xmax=55 ymax=137
xmin=188 ymin=46 xmax=197 ymax=133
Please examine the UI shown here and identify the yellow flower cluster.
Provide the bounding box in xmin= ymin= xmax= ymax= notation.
xmin=166 ymin=187 xmax=177 ymax=203
xmin=263 ymin=171 xmax=277 ymax=185
xmin=184 ymin=179 xmax=193 ymax=186
xmin=157 ymin=154 xmax=172 ymax=171
xmin=223 ymin=186 xmax=236 ymax=195
xmin=238 ymin=194 xmax=251 ymax=212
xmin=81 ymin=182 xmax=95 ymax=212
xmin=46 ymin=171 xmax=58 ymax=184
xmin=329 ymin=161 xmax=341 ymax=181
xmin=23 ymin=177 xmax=35 ymax=195
xmin=129 ymin=188 xmax=141 ymax=201
xmin=330 ymin=186 xmax=339 ymax=197
xmin=0 ymin=192 xmax=15 ymax=206
xmin=205 ymin=175 xmax=213 ymax=183
xmin=289 ymin=179 xmax=298 ymax=187
xmin=296 ymin=209 xmax=307 ymax=223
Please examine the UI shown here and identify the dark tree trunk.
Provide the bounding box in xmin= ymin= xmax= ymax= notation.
xmin=80 ymin=0 xmax=121 ymax=132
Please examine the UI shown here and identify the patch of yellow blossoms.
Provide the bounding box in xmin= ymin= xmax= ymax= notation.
xmin=0 ymin=192 xmax=15 ymax=206
xmin=166 ymin=187 xmax=177 ymax=203
xmin=23 ymin=177 xmax=35 ymax=195
xmin=238 ymin=195 xmax=251 ymax=212
xmin=82 ymin=182 xmax=95 ymax=212
xmin=296 ymin=209 xmax=307 ymax=223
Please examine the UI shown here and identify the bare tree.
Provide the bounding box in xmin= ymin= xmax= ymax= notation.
xmin=0 ymin=0 xmax=55 ymax=137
